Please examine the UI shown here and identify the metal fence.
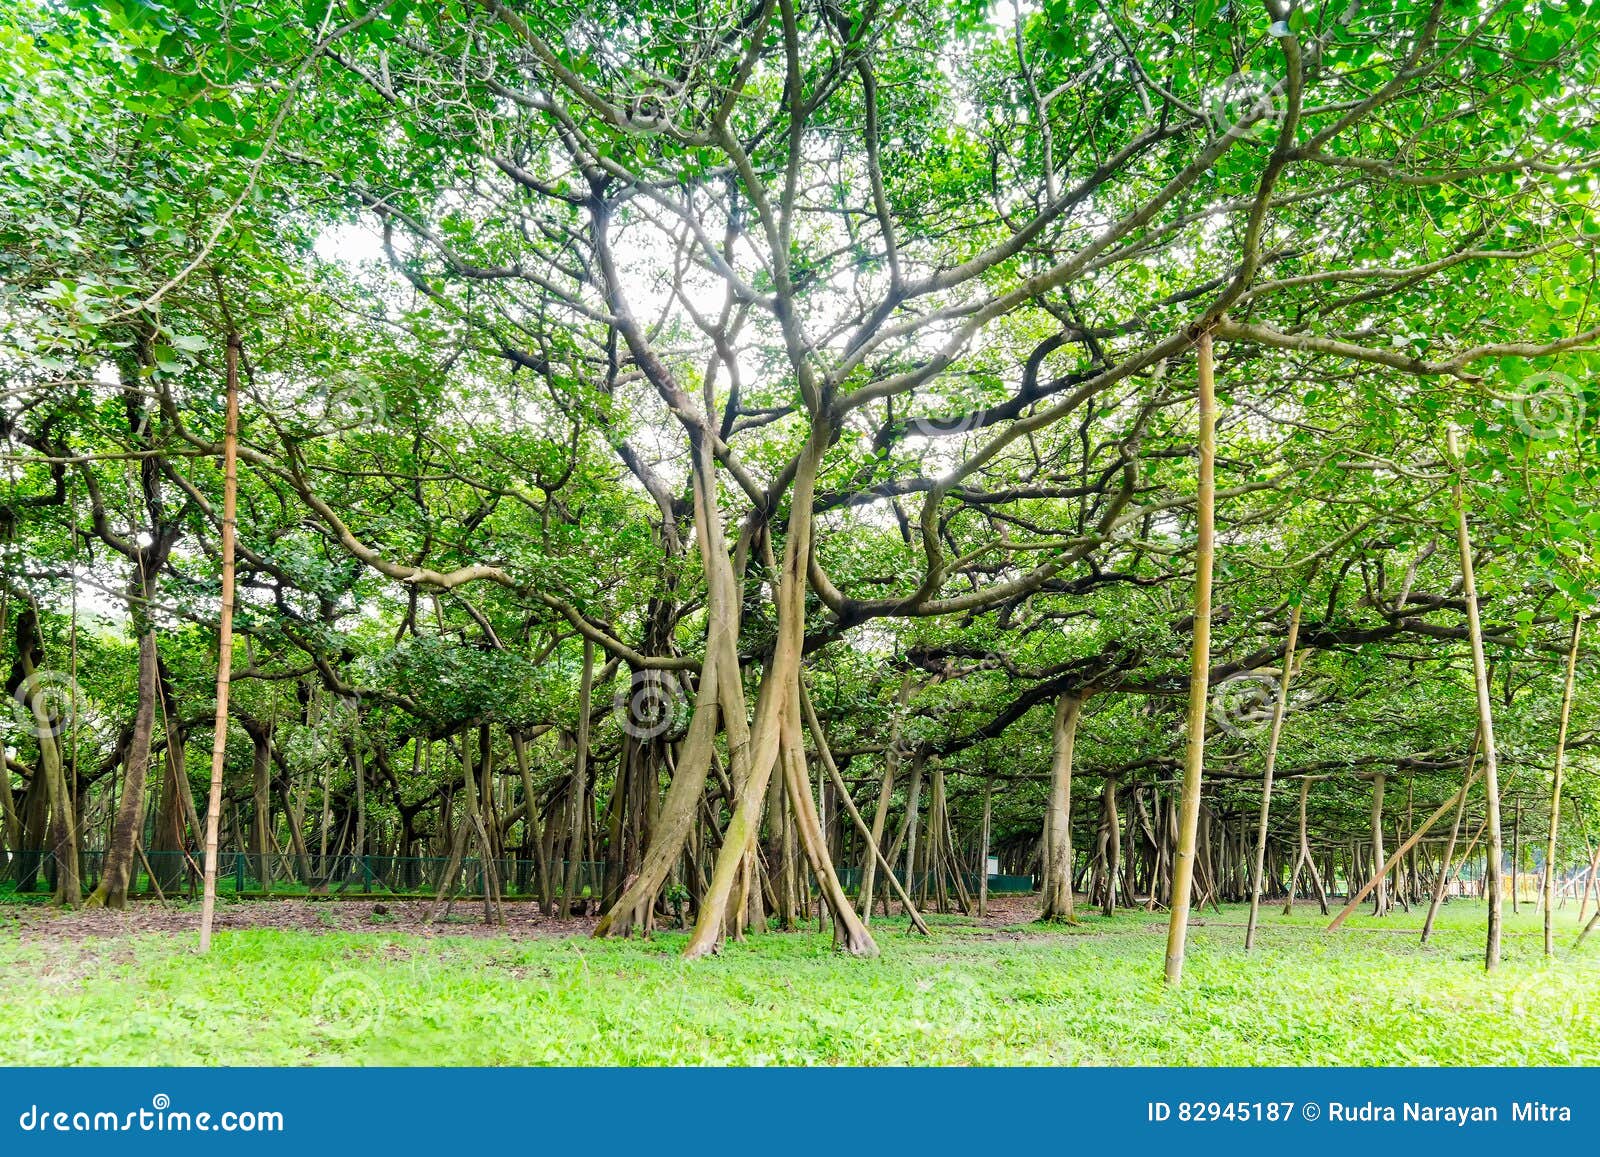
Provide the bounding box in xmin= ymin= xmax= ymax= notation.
xmin=2 ymin=852 xmax=1037 ymax=900
xmin=0 ymin=851 xmax=605 ymax=900
xmin=833 ymin=866 xmax=1036 ymax=895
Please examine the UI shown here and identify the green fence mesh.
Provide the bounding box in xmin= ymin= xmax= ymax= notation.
xmin=2 ymin=852 xmax=1037 ymax=900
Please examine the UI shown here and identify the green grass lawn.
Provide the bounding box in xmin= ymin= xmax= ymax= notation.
xmin=2 ymin=898 xmax=1597 ymax=1066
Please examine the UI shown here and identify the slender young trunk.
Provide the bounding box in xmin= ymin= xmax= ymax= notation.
xmin=1165 ymin=329 xmax=1217 ymax=986
xmin=1100 ymin=775 xmax=1121 ymax=917
xmin=151 ymin=714 xmax=191 ymax=892
xmin=510 ymin=731 xmax=554 ymax=914
xmin=858 ymin=745 xmax=897 ymax=922
xmin=1246 ymin=604 xmax=1301 ymax=948
xmin=1447 ymin=425 xmax=1504 ymax=971
xmin=1283 ymin=777 xmax=1310 ymax=914
xmin=1330 ymin=764 xmax=1484 ymax=930
xmin=1039 ymin=692 xmax=1084 ymax=922
xmin=1422 ymin=729 xmax=1480 ymax=945
xmin=462 ymin=735 xmax=504 ymax=925
xmin=859 ymin=674 xmax=913 ymax=921
xmin=778 ymin=678 xmax=876 ymax=954
xmin=561 ymin=639 xmax=595 ymax=915
xmin=979 ymin=776 xmax=993 ymax=919
xmin=1512 ymin=798 xmax=1522 ymax=914
xmin=798 ymin=684 xmax=927 ymax=934
xmin=1578 ymin=844 xmax=1600 ymax=924
xmin=248 ymin=722 xmax=273 ymax=893
xmin=348 ymin=732 xmax=366 ymax=883
xmin=1369 ymin=773 xmax=1388 ymax=916
xmin=199 ymin=336 xmax=240 ymax=953
xmin=902 ymin=749 xmax=926 ymax=908
xmin=1544 ymin=615 xmax=1581 ymax=956
xmin=430 ymin=736 xmax=471 ymax=917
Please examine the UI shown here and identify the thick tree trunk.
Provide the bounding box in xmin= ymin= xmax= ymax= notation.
xmin=16 ymin=639 xmax=81 ymax=906
xmin=685 ymin=425 xmax=828 ymax=959
xmin=87 ymin=630 xmax=158 ymax=908
xmin=595 ymin=429 xmax=734 ymax=938
xmin=1039 ymin=692 xmax=1084 ymax=922
xmin=247 ymin=720 xmax=274 ymax=893
xmin=347 ymin=733 xmax=367 ymax=884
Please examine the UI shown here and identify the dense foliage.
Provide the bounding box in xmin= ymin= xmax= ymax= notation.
xmin=3 ymin=0 xmax=1599 ymax=969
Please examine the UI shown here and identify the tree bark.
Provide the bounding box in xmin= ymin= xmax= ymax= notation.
xmin=16 ymin=627 xmax=81 ymax=906
xmin=1100 ymin=775 xmax=1121 ymax=917
xmin=1369 ymin=773 xmax=1388 ymax=916
xmin=859 ymin=673 xmax=913 ymax=921
xmin=595 ymin=427 xmax=734 ymax=937
xmin=1246 ymin=603 xmax=1301 ymax=948
xmin=560 ymin=638 xmax=595 ymax=914
xmin=1421 ymin=728 xmax=1480 ymax=945
xmin=86 ymin=631 xmax=158 ymax=908
xmin=1165 ymin=329 xmax=1217 ymax=985
xmin=1544 ymin=614 xmax=1581 ymax=956
xmin=1446 ymin=424 xmax=1505 ymax=972
xmin=778 ymin=678 xmax=876 ymax=954
xmin=199 ymin=335 xmax=240 ymax=952
xmin=979 ymin=776 xmax=993 ymax=919
xmin=510 ymin=731 xmax=554 ymax=914
xmin=798 ymin=683 xmax=928 ymax=934
xmin=1039 ymin=692 xmax=1084 ymax=922
xmin=684 ymin=423 xmax=829 ymax=959
xmin=1330 ymin=764 xmax=1484 ymax=931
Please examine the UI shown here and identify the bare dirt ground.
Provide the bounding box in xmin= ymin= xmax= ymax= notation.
xmin=2 ymin=892 xmax=1047 ymax=942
